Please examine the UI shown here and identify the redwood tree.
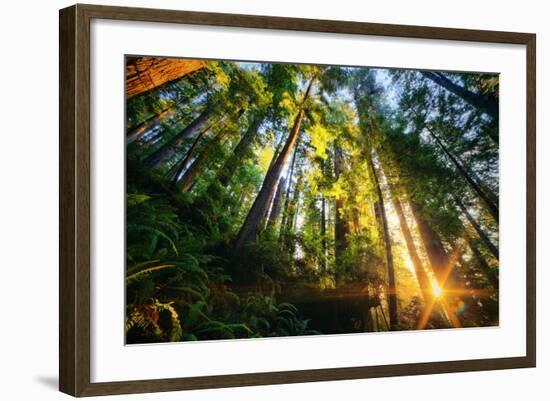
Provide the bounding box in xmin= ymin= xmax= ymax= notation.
xmin=126 ymin=57 xmax=206 ymax=99
xmin=235 ymin=76 xmax=315 ymax=249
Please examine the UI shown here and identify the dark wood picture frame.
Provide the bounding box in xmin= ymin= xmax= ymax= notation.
xmin=59 ymin=3 xmax=536 ymax=397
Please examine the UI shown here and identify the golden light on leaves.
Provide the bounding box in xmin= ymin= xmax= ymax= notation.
xmin=257 ymin=147 xmax=274 ymax=173
xmin=307 ymin=124 xmax=333 ymax=160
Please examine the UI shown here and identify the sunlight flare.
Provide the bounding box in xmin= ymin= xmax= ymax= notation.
xmin=431 ymin=280 xmax=443 ymax=298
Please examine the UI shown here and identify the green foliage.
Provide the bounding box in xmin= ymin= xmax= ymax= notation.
xmin=125 ymin=183 xmax=311 ymax=343
xmin=239 ymin=296 xmax=319 ymax=337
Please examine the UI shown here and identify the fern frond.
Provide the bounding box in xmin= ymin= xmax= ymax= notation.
xmin=127 ymin=224 xmax=179 ymax=256
xmin=126 ymin=259 xmax=161 ymax=276
xmin=155 ymin=301 xmax=183 ymax=342
xmin=126 ymin=264 xmax=176 ymax=283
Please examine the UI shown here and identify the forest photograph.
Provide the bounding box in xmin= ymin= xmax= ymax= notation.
xmin=124 ymin=56 xmax=499 ymax=344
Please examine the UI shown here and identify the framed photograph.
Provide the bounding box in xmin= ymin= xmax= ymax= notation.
xmin=59 ymin=4 xmax=536 ymax=397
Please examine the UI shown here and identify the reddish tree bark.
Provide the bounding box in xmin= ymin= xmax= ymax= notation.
xmin=235 ymin=109 xmax=305 ymax=248
xmin=235 ymin=77 xmax=315 ymax=249
xmin=126 ymin=57 xmax=206 ymax=99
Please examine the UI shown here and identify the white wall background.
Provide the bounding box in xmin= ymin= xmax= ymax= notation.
xmin=0 ymin=1 xmax=545 ymax=400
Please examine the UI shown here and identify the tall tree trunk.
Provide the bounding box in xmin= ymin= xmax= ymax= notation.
xmin=144 ymin=108 xmax=218 ymax=169
xmin=261 ymin=181 xmax=278 ymax=229
xmin=288 ymin=173 xmax=304 ymax=231
xmin=126 ymin=57 xmax=206 ymax=99
xmin=235 ymin=75 xmax=314 ymax=249
xmin=367 ymin=151 xmax=398 ymax=330
xmin=454 ymin=197 xmax=499 ymax=260
xmin=175 ymin=109 xmax=244 ymax=191
xmin=127 ymin=106 xmax=177 ymax=145
xmin=164 ymin=120 xmax=214 ymax=181
xmin=269 ymin=132 xmax=287 ymax=172
xmin=391 ymin=195 xmax=432 ymax=304
xmin=268 ymin=177 xmax=287 ymax=226
xmin=283 ymin=172 xmax=304 ymax=253
xmin=279 ymin=136 xmax=301 ymax=234
xmin=263 ymin=137 xmax=292 ymax=228
xmin=175 ymin=127 xmax=228 ymax=191
xmin=420 ymin=71 xmax=498 ymax=122
xmin=217 ymin=115 xmax=263 ymax=187
xmin=427 ymin=127 xmax=499 ymax=223
xmin=334 ymin=145 xmax=350 ymax=264
xmin=236 ymin=112 xmax=305 ymax=249
xmin=408 ymin=200 xmax=450 ymax=283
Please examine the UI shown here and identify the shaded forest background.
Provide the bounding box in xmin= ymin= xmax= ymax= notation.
xmin=124 ymin=56 xmax=499 ymax=344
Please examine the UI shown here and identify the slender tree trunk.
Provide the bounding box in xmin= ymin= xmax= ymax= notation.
xmin=289 ymin=173 xmax=304 ymax=230
xmin=427 ymin=127 xmax=499 ymax=223
xmin=174 ymin=109 xmax=245 ymax=191
xmin=144 ymin=108 xmax=218 ymax=169
xmin=268 ymin=177 xmax=286 ymax=226
xmin=262 ymin=189 xmax=277 ymax=228
xmin=408 ymin=200 xmax=450 ymax=283
xmin=367 ymin=151 xmax=398 ymax=330
xmin=127 ymin=106 xmax=177 ymax=145
xmin=392 ymin=195 xmax=432 ymax=303
xmin=138 ymin=112 xmax=189 ymax=149
xmin=164 ymin=121 xmax=213 ymax=181
xmin=280 ymin=137 xmax=300 ymax=234
xmin=420 ymin=71 xmax=498 ymax=122
xmin=334 ymin=145 xmax=350 ymax=264
xmin=454 ymin=197 xmax=499 ymax=260
xmin=264 ymin=132 xmax=293 ymax=227
xmin=284 ymin=172 xmax=304 ymax=253
xmin=265 ymin=140 xmax=292 ymax=229
xmin=126 ymin=57 xmax=206 ymax=99
xmin=269 ymin=132 xmax=287 ymax=172
xmin=217 ymin=115 xmax=263 ymax=187
xmin=175 ymin=127 xmax=228 ymax=191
